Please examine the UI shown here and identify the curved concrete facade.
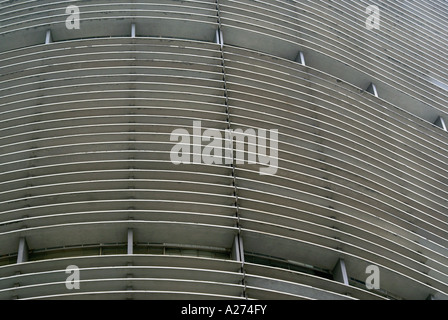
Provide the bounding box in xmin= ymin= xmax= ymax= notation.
xmin=0 ymin=0 xmax=447 ymax=300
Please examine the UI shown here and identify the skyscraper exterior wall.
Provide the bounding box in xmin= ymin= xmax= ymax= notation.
xmin=0 ymin=0 xmax=447 ymax=300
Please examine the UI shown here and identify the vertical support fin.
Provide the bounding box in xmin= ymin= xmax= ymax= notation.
xmin=434 ymin=116 xmax=447 ymax=131
xmin=17 ymin=237 xmax=28 ymax=264
xmin=333 ymin=258 xmax=349 ymax=285
xmin=296 ymin=51 xmax=306 ymax=66
xmin=45 ymin=30 xmax=52 ymax=44
xmin=367 ymin=82 xmax=379 ymax=97
xmin=127 ymin=228 xmax=134 ymax=255
xmin=131 ymin=23 xmax=136 ymax=38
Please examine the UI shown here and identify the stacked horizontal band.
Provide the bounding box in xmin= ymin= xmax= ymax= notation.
xmin=218 ymin=0 xmax=448 ymax=123
xmin=222 ymin=45 xmax=448 ymax=300
xmin=1 ymin=0 xmax=446 ymax=122
xmin=0 ymin=255 xmax=385 ymax=300
xmin=1 ymin=0 xmax=447 ymax=300
xmin=0 ymin=38 xmax=236 ymax=254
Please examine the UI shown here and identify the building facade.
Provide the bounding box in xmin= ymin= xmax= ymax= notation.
xmin=0 ymin=0 xmax=447 ymax=299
